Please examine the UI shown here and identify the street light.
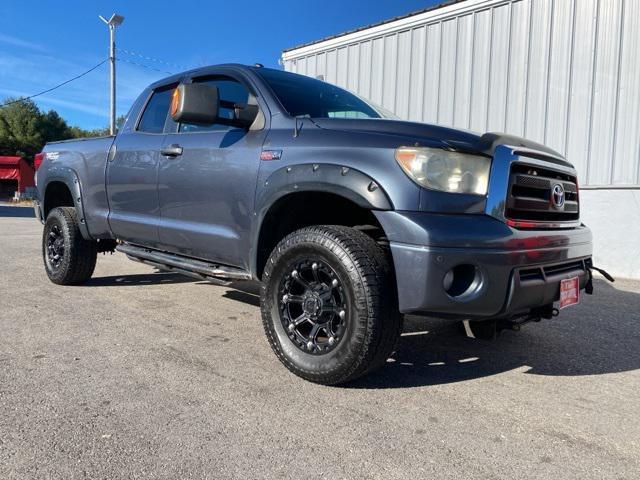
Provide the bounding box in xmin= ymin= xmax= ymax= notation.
xmin=99 ymin=13 xmax=125 ymax=135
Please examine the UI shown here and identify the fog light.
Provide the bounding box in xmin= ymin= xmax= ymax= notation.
xmin=443 ymin=264 xmax=483 ymax=299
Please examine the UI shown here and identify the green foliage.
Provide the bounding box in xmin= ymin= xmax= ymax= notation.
xmin=0 ymin=99 xmax=48 ymax=158
xmin=0 ymin=98 xmax=119 ymax=159
xmin=68 ymin=125 xmax=109 ymax=138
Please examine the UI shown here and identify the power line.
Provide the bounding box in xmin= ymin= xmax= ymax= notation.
xmin=117 ymin=57 xmax=174 ymax=75
xmin=0 ymin=59 xmax=108 ymax=108
xmin=116 ymin=47 xmax=189 ymax=71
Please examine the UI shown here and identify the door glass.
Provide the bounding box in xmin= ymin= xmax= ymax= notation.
xmin=179 ymin=77 xmax=250 ymax=133
xmin=137 ymin=87 xmax=175 ymax=133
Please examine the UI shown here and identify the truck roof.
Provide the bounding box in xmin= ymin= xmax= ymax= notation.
xmin=146 ymin=63 xmax=264 ymax=90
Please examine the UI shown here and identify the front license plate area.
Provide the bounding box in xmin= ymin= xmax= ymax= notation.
xmin=559 ymin=276 xmax=580 ymax=309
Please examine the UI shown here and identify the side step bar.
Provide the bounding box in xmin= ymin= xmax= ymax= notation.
xmin=116 ymin=243 xmax=252 ymax=285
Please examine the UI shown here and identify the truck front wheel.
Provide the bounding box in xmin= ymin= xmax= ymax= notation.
xmin=260 ymin=225 xmax=402 ymax=385
xmin=42 ymin=207 xmax=97 ymax=285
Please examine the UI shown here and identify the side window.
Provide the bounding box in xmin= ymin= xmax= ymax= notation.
xmin=179 ymin=77 xmax=250 ymax=133
xmin=137 ymin=86 xmax=175 ymax=133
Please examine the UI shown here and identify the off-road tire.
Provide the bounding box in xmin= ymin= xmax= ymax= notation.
xmin=42 ymin=207 xmax=97 ymax=285
xmin=261 ymin=225 xmax=402 ymax=385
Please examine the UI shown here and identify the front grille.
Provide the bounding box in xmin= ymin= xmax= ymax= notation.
xmin=505 ymin=163 xmax=579 ymax=224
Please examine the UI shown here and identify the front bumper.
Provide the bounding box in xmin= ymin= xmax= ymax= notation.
xmin=374 ymin=211 xmax=593 ymax=318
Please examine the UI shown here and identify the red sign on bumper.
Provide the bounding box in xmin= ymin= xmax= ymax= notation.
xmin=559 ymin=276 xmax=580 ymax=309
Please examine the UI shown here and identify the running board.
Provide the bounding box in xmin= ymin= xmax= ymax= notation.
xmin=116 ymin=243 xmax=252 ymax=285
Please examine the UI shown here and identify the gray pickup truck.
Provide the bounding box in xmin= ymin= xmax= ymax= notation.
xmin=34 ymin=64 xmax=599 ymax=385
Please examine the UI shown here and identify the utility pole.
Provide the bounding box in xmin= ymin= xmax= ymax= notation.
xmin=99 ymin=13 xmax=125 ymax=135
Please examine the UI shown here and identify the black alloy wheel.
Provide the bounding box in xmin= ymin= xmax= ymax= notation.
xmin=45 ymin=223 xmax=65 ymax=271
xmin=279 ymin=259 xmax=348 ymax=355
xmin=42 ymin=207 xmax=97 ymax=285
xmin=261 ymin=225 xmax=402 ymax=385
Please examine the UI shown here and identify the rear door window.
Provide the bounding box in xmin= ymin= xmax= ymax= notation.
xmin=137 ymin=86 xmax=175 ymax=133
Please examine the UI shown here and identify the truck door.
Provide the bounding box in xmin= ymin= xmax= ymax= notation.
xmin=107 ymin=84 xmax=175 ymax=247
xmin=156 ymin=74 xmax=267 ymax=269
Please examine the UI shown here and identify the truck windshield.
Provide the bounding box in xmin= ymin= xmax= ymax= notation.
xmin=254 ymin=67 xmax=395 ymax=119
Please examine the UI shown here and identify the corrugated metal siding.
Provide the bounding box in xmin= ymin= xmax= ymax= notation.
xmin=282 ymin=0 xmax=640 ymax=187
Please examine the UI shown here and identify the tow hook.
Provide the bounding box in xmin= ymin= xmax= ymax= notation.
xmin=585 ymin=264 xmax=615 ymax=295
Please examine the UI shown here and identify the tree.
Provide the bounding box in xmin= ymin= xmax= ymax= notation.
xmin=0 ymin=97 xmax=119 ymax=160
xmin=68 ymin=115 xmax=125 ymax=138
xmin=67 ymin=125 xmax=109 ymax=138
xmin=41 ymin=110 xmax=74 ymax=144
xmin=0 ymin=98 xmax=49 ymax=158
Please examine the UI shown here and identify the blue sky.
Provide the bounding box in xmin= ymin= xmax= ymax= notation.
xmin=0 ymin=0 xmax=439 ymax=129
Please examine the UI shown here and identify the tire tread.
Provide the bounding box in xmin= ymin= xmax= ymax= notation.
xmin=43 ymin=207 xmax=97 ymax=285
xmin=261 ymin=225 xmax=402 ymax=385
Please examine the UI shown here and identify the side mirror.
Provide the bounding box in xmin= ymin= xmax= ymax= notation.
xmin=170 ymin=83 xmax=219 ymax=125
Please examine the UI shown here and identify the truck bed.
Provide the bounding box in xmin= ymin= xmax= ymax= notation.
xmin=39 ymin=135 xmax=116 ymax=238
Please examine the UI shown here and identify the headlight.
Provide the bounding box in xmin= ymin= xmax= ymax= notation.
xmin=395 ymin=147 xmax=491 ymax=195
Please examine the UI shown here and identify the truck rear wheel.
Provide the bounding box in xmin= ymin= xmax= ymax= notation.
xmin=260 ymin=225 xmax=402 ymax=385
xmin=42 ymin=207 xmax=97 ymax=285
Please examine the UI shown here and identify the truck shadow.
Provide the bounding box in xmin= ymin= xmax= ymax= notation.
xmin=0 ymin=205 xmax=34 ymax=218
xmin=346 ymin=279 xmax=640 ymax=389
xmin=80 ymin=272 xmax=640 ymax=388
xmin=85 ymin=271 xmax=195 ymax=287
xmin=220 ymin=281 xmax=261 ymax=307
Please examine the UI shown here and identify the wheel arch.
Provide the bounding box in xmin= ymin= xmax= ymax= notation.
xmin=42 ymin=170 xmax=91 ymax=240
xmin=252 ymin=169 xmax=393 ymax=279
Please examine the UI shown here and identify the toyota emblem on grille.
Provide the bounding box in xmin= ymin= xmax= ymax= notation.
xmin=551 ymin=183 xmax=565 ymax=209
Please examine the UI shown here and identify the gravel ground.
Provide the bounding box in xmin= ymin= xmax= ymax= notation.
xmin=1 ymin=205 xmax=639 ymax=479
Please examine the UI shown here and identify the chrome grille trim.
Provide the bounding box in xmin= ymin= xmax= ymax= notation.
xmin=486 ymin=145 xmax=581 ymax=229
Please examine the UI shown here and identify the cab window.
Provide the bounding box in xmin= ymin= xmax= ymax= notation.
xmin=179 ymin=76 xmax=250 ymax=133
xmin=137 ymin=86 xmax=175 ymax=133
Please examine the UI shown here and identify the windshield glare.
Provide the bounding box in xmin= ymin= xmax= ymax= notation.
xmin=254 ymin=68 xmax=396 ymax=120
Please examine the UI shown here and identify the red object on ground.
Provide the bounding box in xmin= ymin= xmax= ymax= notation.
xmin=0 ymin=156 xmax=35 ymax=193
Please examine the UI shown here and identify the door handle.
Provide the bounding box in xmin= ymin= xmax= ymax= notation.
xmin=161 ymin=144 xmax=183 ymax=157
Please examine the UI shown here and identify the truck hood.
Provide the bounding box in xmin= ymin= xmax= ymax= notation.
xmin=310 ymin=118 xmax=565 ymax=160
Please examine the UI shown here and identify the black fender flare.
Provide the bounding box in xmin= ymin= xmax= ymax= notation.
xmin=42 ymin=167 xmax=92 ymax=240
xmin=256 ymin=163 xmax=393 ymax=213
xmin=250 ymin=163 xmax=393 ymax=275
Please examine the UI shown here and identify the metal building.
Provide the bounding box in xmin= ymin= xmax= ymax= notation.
xmin=281 ymin=0 xmax=640 ymax=279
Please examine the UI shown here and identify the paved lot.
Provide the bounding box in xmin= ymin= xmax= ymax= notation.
xmin=1 ymin=205 xmax=639 ymax=479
